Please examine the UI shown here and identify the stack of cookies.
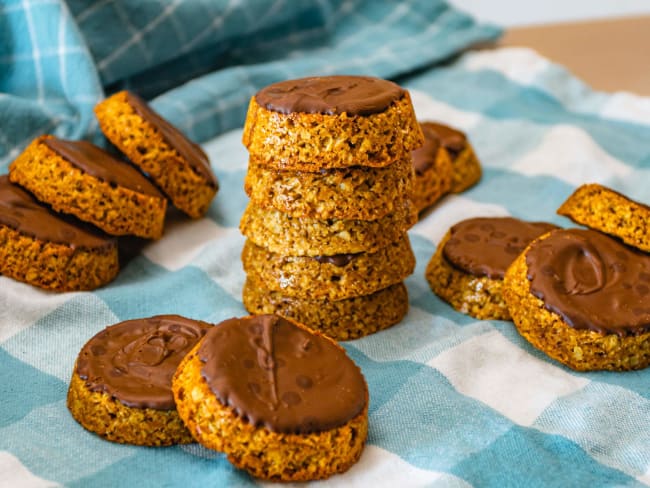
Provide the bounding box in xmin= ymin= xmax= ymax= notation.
xmin=239 ymin=75 xmax=423 ymax=340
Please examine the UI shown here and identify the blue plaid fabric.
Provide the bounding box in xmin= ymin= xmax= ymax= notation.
xmin=0 ymin=0 xmax=500 ymax=167
xmin=2 ymin=1 xmax=650 ymax=487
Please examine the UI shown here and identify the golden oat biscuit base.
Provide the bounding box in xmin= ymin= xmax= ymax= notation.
xmin=67 ymin=373 xmax=194 ymax=446
xmin=172 ymin=316 xmax=369 ymax=481
xmin=0 ymin=176 xmax=118 ymax=291
xmin=242 ymin=234 xmax=414 ymax=301
xmin=449 ymin=144 xmax=482 ymax=193
xmin=419 ymin=121 xmax=481 ymax=194
xmin=95 ymin=91 xmax=218 ymax=218
xmin=242 ymin=93 xmax=423 ymax=171
xmin=243 ymin=280 xmax=409 ymax=341
xmin=239 ymin=199 xmax=417 ymax=256
xmin=503 ymin=241 xmax=650 ymax=372
xmin=557 ymin=183 xmax=650 ymax=252
xmin=425 ymin=232 xmax=510 ymax=320
xmin=67 ymin=315 xmax=213 ymax=445
xmin=0 ymin=225 xmax=118 ymax=291
xmin=9 ymin=136 xmax=167 ymax=239
xmin=412 ymin=146 xmax=453 ymax=213
xmin=245 ymin=157 xmax=414 ymax=220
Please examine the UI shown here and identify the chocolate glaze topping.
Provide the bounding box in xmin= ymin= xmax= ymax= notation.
xmin=411 ymin=122 xmax=442 ymax=175
xmin=444 ymin=217 xmax=558 ymax=279
xmin=314 ymin=252 xmax=360 ymax=267
xmin=199 ymin=315 xmax=367 ymax=434
xmin=0 ymin=175 xmax=114 ymax=249
xmin=44 ymin=138 xmax=162 ymax=197
xmin=423 ymin=121 xmax=467 ymax=156
xmin=526 ymin=228 xmax=650 ymax=336
xmin=125 ymin=92 xmax=217 ymax=186
xmin=255 ymin=75 xmax=405 ymax=116
xmin=76 ymin=315 xmax=211 ymax=410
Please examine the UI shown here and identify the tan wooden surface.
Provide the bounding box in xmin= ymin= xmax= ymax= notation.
xmin=500 ymin=16 xmax=650 ymax=95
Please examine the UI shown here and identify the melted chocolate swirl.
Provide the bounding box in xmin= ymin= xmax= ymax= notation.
xmin=527 ymin=229 xmax=650 ymax=336
xmin=76 ymin=315 xmax=212 ymax=409
xmin=199 ymin=315 xmax=367 ymax=434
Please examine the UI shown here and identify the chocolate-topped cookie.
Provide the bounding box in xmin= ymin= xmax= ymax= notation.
xmin=557 ymin=183 xmax=650 ymax=252
xmin=0 ymin=175 xmax=118 ymax=291
xmin=95 ymin=91 xmax=218 ymax=218
xmin=9 ymin=135 xmax=167 ymax=239
xmin=244 ymin=157 xmax=414 ymax=220
xmin=67 ymin=315 xmax=212 ymax=445
xmin=172 ymin=314 xmax=368 ymax=481
xmin=241 ymin=234 xmax=415 ymax=301
xmin=411 ymin=122 xmax=453 ymax=212
xmin=504 ymin=228 xmax=650 ymax=371
xmin=243 ymin=280 xmax=409 ymax=341
xmin=256 ymin=75 xmax=405 ymax=116
xmin=243 ymin=75 xmax=423 ymax=170
xmin=240 ymin=199 xmax=417 ymax=256
xmin=425 ymin=217 xmax=558 ymax=320
xmin=423 ymin=121 xmax=481 ymax=193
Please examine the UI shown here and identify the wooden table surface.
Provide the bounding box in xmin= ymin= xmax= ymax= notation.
xmin=500 ymin=15 xmax=650 ymax=96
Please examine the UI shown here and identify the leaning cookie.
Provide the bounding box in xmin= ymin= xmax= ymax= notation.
xmin=9 ymin=136 xmax=166 ymax=239
xmin=95 ymin=91 xmax=218 ymax=218
xmin=503 ymin=228 xmax=650 ymax=371
xmin=243 ymin=280 xmax=408 ymax=341
xmin=242 ymin=234 xmax=414 ymax=301
xmin=0 ymin=175 xmax=118 ymax=291
xmin=557 ymin=183 xmax=650 ymax=252
xmin=423 ymin=122 xmax=481 ymax=193
xmin=240 ymin=199 xmax=417 ymax=256
xmin=411 ymin=122 xmax=453 ymax=213
xmin=425 ymin=217 xmax=558 ymax=320
xmin=67 ymin=315 xmax=212 ymax=445
xmin=172 ymin=315 xmax=368 ymax=481
xmin=245 ymin=157 xmax=413 ymax=220
xmin=243 ymin=75 xmax=423 ymax=171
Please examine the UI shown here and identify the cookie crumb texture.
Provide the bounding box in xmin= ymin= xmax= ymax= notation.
xmin=503 ymin=249 xmax=650 ymax=371
xmin=95 ymin=91 xmax=217 ymax=218
xmin=242 ymin=234 xmax=414 ymax=301
xmin=450 ymin=143 xmax=482 ymax=194
xmin=240 ymin=200 xmax=417 ymax=256
xmin=558 ymin=183 xmax=650 ymax=252
xmin=243 ymin=280 xmax=409 ymax=340
xmin=0 ymin=225 xmax=118 ymax=291
xmin=242 ymin=93 xmax=423 ymax=171
xmin=425 ymin=232 xmax=510 ymax=320
xmin=67 ymin=373 xmax=193 ymax=446
xmin=245 ymin=158 xmax=414 ymax=220
xmin=9 ymin=136 xmax=166 ymax=239
xmin=412 ymin=146 xmax=453 ymax=213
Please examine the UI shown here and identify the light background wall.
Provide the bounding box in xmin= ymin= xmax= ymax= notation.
xmin=447 ymin=0 xmax=650 ymax=26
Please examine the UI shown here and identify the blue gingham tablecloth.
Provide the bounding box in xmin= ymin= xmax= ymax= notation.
xmin=2 ymin=1 xmax=650 ymax=487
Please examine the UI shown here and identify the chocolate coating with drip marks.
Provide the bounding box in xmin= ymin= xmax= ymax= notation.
xmin=444 ymin=217 xmax=558 ymax=279
xmin=526 ymin=228 xmax=650 ymax=336
xmin=44 ymin=138 xmax=162 ymax=197
xmin=0 ymin=175 xmax=114 ymax=250
xmin=76 ymin=315 xmax=212 ymax=410
xmin=199 ymin=315 xmax=367 ymax=434
xmin=255 ymin=75 xmax=405 ymax=116
xmin=125 ymin=92 xmax=217 ymax=186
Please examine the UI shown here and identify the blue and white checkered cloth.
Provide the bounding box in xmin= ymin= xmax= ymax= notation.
xmin=2 ymin=1 xmax=650 ymax=487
